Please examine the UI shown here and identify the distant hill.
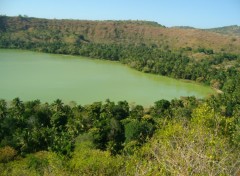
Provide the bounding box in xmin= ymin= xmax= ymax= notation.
xmin=172 ymin=26 xmax=196 ymax=29
xmin=0 ymin=16 xmax=240 ymax=55
xmin=204 ymin=25 xmax=240 ymax=37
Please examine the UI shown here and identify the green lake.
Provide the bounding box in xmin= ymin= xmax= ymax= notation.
xmin=0 ymin=49 xmax=214 ymax=106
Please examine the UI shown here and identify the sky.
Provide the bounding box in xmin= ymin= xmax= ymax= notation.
xmin=0 ymin=0 xmax=239 ymax=28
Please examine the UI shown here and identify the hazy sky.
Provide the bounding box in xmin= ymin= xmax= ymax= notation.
xmin=0 ymin=0 xmax=239 ymax=28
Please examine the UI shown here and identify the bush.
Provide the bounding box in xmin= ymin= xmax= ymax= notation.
xmin=0 ymin=151 xmax=68 ymax=176
xmin=0 ymin=146 xmax=17 ymax=163
xmin=70 ymin=141 xmax=124 ymax=175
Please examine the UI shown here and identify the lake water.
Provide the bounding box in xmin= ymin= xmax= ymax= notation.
xmin=0 ymin=49 xmax=214 ymax=106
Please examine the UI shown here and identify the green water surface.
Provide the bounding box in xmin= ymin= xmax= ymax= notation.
xmin=0 ymin=49 xmax=214 ymax=106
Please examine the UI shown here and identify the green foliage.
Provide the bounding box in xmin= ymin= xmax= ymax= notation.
xmin=152 ymin=99 xmax=171 ymax=117
xmin=0 ymin=93 xmax=239 ymax=175
xmin=124 ymin=119 xmax=154 ymax=143
xmin=197 ymin=47 xmax=214 ymax=54
xmin=70 ymin=141 xmax=124 ymax=175
xmin=0 ymin=151 xmax=68 ymax=176
xmin=27 ymin=154 xmax=48 ymax=175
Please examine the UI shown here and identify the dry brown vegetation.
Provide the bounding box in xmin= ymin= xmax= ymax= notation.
xmin=1 ymin=16 xmax=240 ymax=54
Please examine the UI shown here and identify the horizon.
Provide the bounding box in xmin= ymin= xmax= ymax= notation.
xmin=0 ymin=0 xmax=240 ymax=29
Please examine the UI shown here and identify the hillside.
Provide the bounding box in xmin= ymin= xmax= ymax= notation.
xmin=0 ymin=16 xmax=240 ymax=55
xmin=205 ymin=25 xmax=240 ymax=37
xmin=173 ymin=25 xmax=240 ymax=37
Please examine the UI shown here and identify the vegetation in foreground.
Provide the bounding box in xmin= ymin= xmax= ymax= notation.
xmin=0 ymin=93 xmax=239 ymax=175
xmin=0 ymin=15 xmax=240 ymax=175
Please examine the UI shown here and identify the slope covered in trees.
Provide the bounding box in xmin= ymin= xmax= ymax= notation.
xmin=0 ymin=16 xmax=240 ymax=175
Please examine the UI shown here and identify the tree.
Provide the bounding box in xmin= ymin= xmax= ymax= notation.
xmin=152 ymin=99 xmax=171 ymax=117
xmin=124 ymin=120 xmax=154 ymax=144
xmin=50 ymin=99 xmax=68 ymax=128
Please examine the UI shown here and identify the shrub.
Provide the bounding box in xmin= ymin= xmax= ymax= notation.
xmin=0 ymin=146 xmax=17 ymax=163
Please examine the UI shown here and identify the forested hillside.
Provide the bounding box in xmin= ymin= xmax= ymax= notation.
xmin=0 ymin=16 xmax=240 ymax=175
xmin=0 ymin=15 xmax=240 ymax=54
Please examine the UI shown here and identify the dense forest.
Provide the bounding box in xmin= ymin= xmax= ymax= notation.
xmin=0 ymin=16 xmax=240 ymax=175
